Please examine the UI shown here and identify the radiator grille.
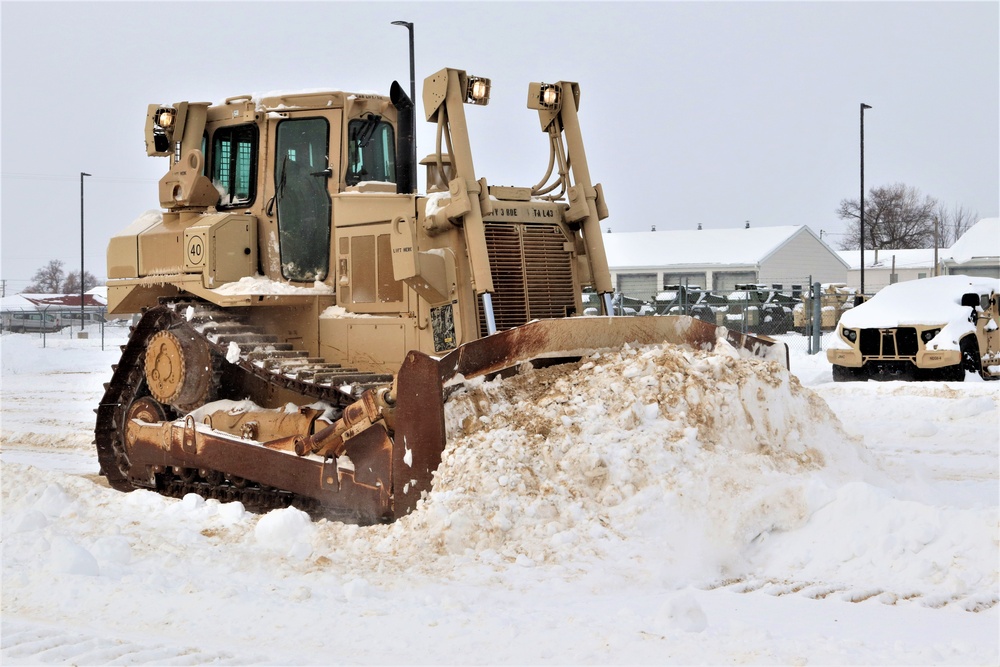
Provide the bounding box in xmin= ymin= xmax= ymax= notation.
xmin=859 ymin=327 xmax=919 ymax=357
xmin=478 ymin=223 xmax=576 ymax=337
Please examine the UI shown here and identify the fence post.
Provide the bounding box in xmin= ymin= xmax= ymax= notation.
xmin=811 ymin=281 xmax=822 ymax=355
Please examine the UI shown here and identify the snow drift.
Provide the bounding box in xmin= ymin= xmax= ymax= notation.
xmin=313 ymin=340 xmax=878 ymax=584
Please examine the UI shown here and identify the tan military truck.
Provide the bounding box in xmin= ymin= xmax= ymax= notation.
xmin=793 ymin=283 xmax=856 ymax=333
xmin=827 ymin=275 xmax=1000 ymax=381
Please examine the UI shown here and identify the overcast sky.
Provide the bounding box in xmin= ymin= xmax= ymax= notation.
xmin=2 ymin=1 xmax=997 ymax=290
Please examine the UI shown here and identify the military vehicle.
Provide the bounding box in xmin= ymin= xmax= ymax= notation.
xmin=656 ymin=287 xmax=720 ymax=323
xmin=97 ymin=67 xmax=787 ymax=524
xmin=652 ymin=285 xmax=699 ymax=316
xmin=827 ymin=275 xmax=1000 ymax=381
xmin=793 ymin=283 xmax=856 ymax=333
xmin=713 ymin=284 xmax=791 ymax=335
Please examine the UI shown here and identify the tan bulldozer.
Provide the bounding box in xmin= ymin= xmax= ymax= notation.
xmin=97 ymin=67 xmax=788 ymax=524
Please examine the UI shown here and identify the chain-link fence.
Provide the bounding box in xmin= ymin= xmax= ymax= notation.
xmin=612 ymin=276 xmax=876 ymax=356
xmin=0 ymin=306 xmax=126 ymax=350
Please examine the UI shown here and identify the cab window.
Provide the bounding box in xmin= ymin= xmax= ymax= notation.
xmin=275 ymin=117 xmax=331 ymax=282
xmin=346 ymin=116 xmax=395 ymax=185
xmin=212 ymin=124 xmax=258 ymax=207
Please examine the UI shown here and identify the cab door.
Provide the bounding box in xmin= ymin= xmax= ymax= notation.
xmin=273 ymin=114 xmax=340 ymax=282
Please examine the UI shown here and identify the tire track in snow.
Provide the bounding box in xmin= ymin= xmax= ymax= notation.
xmin=1 ymin=619 xmax=269 ymax=665
xmin=700 ymin=577 xmax=998 ymax=611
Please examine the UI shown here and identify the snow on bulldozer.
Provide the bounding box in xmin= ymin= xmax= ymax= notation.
xmin=96 ymin=67 xmax=788 ymax=524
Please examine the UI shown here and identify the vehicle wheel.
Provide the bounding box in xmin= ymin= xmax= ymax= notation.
xmin=832 ymin=364 xmax=866 ymax=382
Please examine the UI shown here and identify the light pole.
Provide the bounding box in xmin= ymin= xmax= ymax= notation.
xmin=391 ymin=20 xmax=417 ymax=180
xmin=859 ymin=103 xmax=871 ymax=300
xmin=81 ymin=172 xmax=91 ymax=328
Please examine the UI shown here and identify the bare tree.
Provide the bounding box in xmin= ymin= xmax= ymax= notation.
xmin=836 ymin=183 xmax=939 ymax=252
xmin=25 ymin=260 xmax=66 ymax=293
xmin=62 ymin=270 xmax=100 ymax=294
xmin=934 ymin=204 xmax=979 ymax=247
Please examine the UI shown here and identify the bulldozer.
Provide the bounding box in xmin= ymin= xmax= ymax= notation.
xmin=97 ymin=67 xmax=788 ymax=524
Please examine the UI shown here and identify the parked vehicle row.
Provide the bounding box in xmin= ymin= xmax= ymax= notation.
xmin=1 ymin=309 xmax=106 ymax=333
xmin=587 ymin=283 xmax=845 ymax=336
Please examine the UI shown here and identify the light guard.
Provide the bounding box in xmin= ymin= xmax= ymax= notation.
xmin=465 ymin=76 xmax=491 ymax=105
xmin=528 ymin=82 xmax=561 ymax=111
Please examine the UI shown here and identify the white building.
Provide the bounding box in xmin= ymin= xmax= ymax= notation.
xmin=603 ymin=225 xmax=848 ymax=301
xmin=837 ymin=218 xmax=1000 ymax=293
xmin=943 ymin=218 xmax=999 ymax=278
xmin=837 ymin=248 xmax=939 ymax=294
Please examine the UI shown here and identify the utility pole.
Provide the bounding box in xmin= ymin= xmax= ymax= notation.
xmin=859 ymin=103 xmax=872 ymax=301
xmin=81 ymin=172 xmax=91 ymax=332
xmin=934 ymin=216 xmax=940 ymax=277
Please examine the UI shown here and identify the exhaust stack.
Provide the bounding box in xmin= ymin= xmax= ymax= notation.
xmin=390 ymin=81 xmax=415 ymax=194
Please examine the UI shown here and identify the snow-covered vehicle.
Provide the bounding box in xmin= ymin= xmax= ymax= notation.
xmin=827 ymin=275 xmax=1000 ymax=381
xmin=2 ymin=310 xmax=63 ymax=334
xmin=793 ymin=283 xmax=855 ymax=333
xmin=716 ymin=284 xmax=793 ymax=335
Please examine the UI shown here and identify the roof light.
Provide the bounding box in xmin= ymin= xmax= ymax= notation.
xmin=155 ymin=107 xmax=176 ymax=130
xmin=527 ymin=82 xmax=562 ymax=111
xmin=465 ymin=76 xmax=490 ymax=105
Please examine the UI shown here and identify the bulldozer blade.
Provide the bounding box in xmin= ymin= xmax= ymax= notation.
xmin=438 ymin=314 xmax=786 ymax=381
xmin=390 ymin=314 xmax=787 ymax=517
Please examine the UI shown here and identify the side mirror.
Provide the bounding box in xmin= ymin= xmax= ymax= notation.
xmin=960 ymin=293 xmax=980 ymax=309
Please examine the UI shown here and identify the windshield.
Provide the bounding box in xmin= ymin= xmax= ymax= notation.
xmin=346 ymin=116 xmax=395 ymax=186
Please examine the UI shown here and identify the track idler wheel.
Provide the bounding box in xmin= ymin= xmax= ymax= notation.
xmin=144 ymin=329 xmax=213 ymax=410
xmin=120 ymin=396 xmax=167 ymax=481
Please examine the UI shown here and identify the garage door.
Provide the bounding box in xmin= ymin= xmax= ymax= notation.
xmin=617 ymin=274 xmax=657 ymax=302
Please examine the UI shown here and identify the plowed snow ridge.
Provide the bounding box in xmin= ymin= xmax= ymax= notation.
xmin=320 ymin=341 xmax=876 ymax=581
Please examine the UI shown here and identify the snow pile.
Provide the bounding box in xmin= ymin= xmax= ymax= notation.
xmin=319 ymin=305 xmax=375 ymax=319
xmin=329 ymin=342 xmax=876 ymax=584
xmin=750 ymin=481 xmax=998 ymax=609
xmin=213 ymin=275 xmax=334 ymax=295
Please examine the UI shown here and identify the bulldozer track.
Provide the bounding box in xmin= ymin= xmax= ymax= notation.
xmin=94 ymin=301 xmax=394 ymax=516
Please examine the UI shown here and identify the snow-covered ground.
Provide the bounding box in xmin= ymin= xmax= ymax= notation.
xmin=1 ymin=324 xmax=997 ymax=665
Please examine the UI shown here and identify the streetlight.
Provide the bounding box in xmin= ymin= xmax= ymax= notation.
xmin=859 ymin=103 xmax=872 ymax=301
xmin=80 ymin=171 xmax=91 ymax=330
xmin=391 ymin=20 xmax=417 ymax=182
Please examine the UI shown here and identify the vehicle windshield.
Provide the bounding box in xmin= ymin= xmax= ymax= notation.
xmin=346 ymin=116 xmax=395 ymax=186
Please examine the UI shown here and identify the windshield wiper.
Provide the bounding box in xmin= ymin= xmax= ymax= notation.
xmin=355 ymin=114 xmax=381 ymax=149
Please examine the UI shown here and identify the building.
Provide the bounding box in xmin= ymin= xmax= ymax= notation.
xmin=837 ymin=247 xmax=939 ymax=294
xmin=603 ymin=225 xmax=848 ymax=301
xmin=837 ymin=218 xmax=1000 ymax=293
xmin=942 ymin=218 xmax=999 ymax=278
xmin=0 ymin=289 xmax=108 ymax=331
